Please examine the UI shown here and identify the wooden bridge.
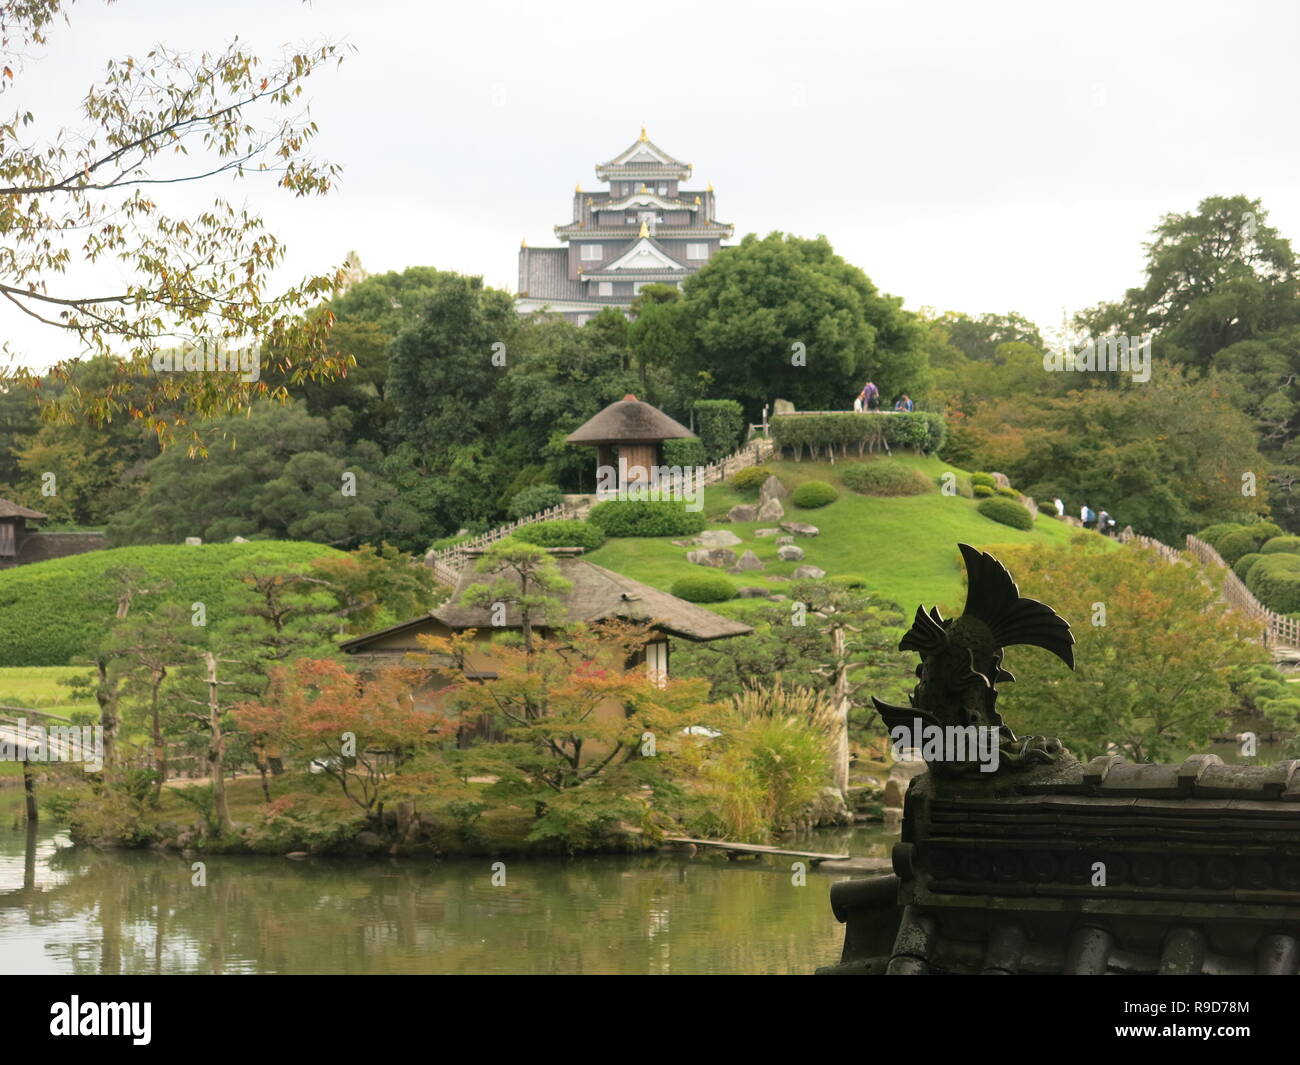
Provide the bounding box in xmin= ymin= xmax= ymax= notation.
xmin=664 ymin=836 xmax=850 ymax=864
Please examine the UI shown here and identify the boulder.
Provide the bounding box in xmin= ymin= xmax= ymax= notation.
xmin=753 ymin=527 xmax=781 ymax=537
xmin=882 ymin=807 xmax=904 ymax=832
xmin=991 ymin=472 xmax=1011 ymax=489
xmin=731 ymin=549 xmax=764 ymax=573
xmin=777 ymin=544 xmax=804 ymax=562
xmin=757 ymin=497 xmax=785 ymax=521
xmin=776 ymin=536 xmax=795 ymax=546
xmin=737 ymin=586 xmax=771 ymax=598
xmin=354 ymin=830 xmax=385 ymax=852
xmin=792 ymin=565 xmax=826 ymax=579
xmin=780 ymin=521 xmax=820 ymax=537
xmin=759 ymin=475 xmax=789 ymax=503
xmin=688 ymin=548 xmax=736 ymax=569
xmin=697 ymin=529 xmax=742 ymax=547
xmin=726 ymin=504 xmax=759 ymax=523
xmin=184 ymin=537 xmax=202 ymax=546
xmin=767 ymin=594 xmax=789 ymax=601
xmin=773 ymin=399 xmax=796 ymax=415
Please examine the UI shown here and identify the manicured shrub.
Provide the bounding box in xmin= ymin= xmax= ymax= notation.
xmin=1249 ymin=522 xmax=1285 ymax=546
xmin=830 ymin=575 xmax=870 ymax=589
xmin=506 ymin=483 xmax=565 ymax=520
xmin=1038 ymin=500 xmax=1058 ymax=515
xmin=970 ymin=472 xmax=997 ymax=489
xmin=977 ymin=498 xmax=1033 ymax=531
xmin=840 ymin=461 xmax=933 ymax=497
xmin=1247 ymin=553 xmax=1300 ymax=614
xmin=1217 ymin=528 xmax=1262 ymax=565
xmin=512 ymin=520 xmax=605 ymax=551
xmin=996 ymin=485 xmax=1019 ymax=498
xmin=693 ymin=399 xmax=746 ymax=461
xmin=769 ymin=411 xmax=948 ymax=460
xmin=670 ymin=573 xmax=736 ymax=603
xmin=973 ymin=483 xmax=995 ymax=498
xmin=1195 ymin=523 xmax=1244 ymax=550
xmin=1261 ymin=536 xmax=1300 ymax=555
xmin=587 ymin=500 xmax=707 ymax=537
xmin=730 ymin=466 xmax=774 ymax=494
xmin=0 ymin=541 xmax=343 ymax=667
xmin=791 ymin=480 xmax=838 ymax=509
xmin=1234 ymin=553 xmax=1264 ymax=582
xmin=661 ymin=436 xmax=708 ymax=469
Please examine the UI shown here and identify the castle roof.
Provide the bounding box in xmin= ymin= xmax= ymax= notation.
xmin=596 ymin=129 xmax=692 ymax=181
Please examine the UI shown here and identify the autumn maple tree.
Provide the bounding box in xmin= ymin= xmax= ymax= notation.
xmin=235 ymin=657 xmax=451 ymax=813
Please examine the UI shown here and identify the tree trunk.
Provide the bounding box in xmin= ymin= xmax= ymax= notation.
xmin=204 ymin=652 xmax=233 ymax=835
xmin=831 ymin=625 xmax=851 ymax=799
xmin=21 ymin=757 xmax=37 ymax=824
xmin=95 ymin=657 xmax=116 ymax=787
xmin=150 ymin=669 xmax=166 ymax=807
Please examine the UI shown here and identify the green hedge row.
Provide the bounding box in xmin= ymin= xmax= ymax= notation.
xmin=791 ymin=480 xmax=838 ymax=508
xmin=511 ymin=520 xmax=605 ymax=551
xmin=0 ymin=541 xmax=342 ymax=667
xmin=770 ymin=411 xmax=946 ymax=459
xmin=586 ymin=500 xmax=708 ymax=537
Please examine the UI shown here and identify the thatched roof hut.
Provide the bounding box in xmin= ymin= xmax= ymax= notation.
xmin=565 ymin=394 xmax=693 ymax=446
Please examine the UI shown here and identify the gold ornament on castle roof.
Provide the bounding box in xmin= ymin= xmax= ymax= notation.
xmin=638 ymin=221 xmax=650 ymax=238
xmin=639 ymin=126 xmax=647 ymax=141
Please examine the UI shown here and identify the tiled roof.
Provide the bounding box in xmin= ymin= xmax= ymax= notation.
xmin=517 ymin=246 xmax=581 ymax=301
xmin=818 ymin=755 xmax=1300 ymax=975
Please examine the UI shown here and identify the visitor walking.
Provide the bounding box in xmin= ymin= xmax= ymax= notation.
xmin=1097 ymin=509 xmax=1110 ymax=535
xmin=1053 ymin=497 xmax=1065 ymax=518
xmin=859 ymin=381 xmax=881 ymax=411
xmin=1081 ymin=503 xmax=1095 ymax=528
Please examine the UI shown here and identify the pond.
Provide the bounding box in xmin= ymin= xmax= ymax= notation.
xmin=0 ymin=793 xmax=894 ymax=975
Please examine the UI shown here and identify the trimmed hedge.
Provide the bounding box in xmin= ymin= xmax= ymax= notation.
xmin=670 ymin=573 xmax=736 ymax=603
xmin=1217 ymin=528 xmax=1263 ymax=565
xmin=995 ymin=485 xmax=1019 ymax=498
xmin=970 ymin=472 xmax=997 ymax=489
xmin=587 ymin=500 xmax=707 ymax=537
xmin=1234 ymin=553 xmax=1264 ymax=582
xmin=1037 ymin=500 xmax=1058 ymax=515
xmin=1251 ymin=522 xmax=1285 ymax=544
xmin=1196 ymin=523 xmax=1246 ymax=551
xmin=512 ymin=520 xmax=605 ymax=551
xmin=973 ymin=483 xmax=995 ymax=498
xmin=1247 ymin=553 xmax=1300 ymax=614
xmin=791 ymin=480 xmax=838 ymax=509
xmin=840 ymin=461 xmax=933 ymax=497
xmin=661 ymin=436 xmax=708 ymax=469
xmin=1262 ymin=536 xmax=1300 ymax=555
xmin=730 ymin=466 xmax=774 ymax=494
xmin=770 ymin=411 xmax=947 ymax=459
xmin=977 ymin=498 xmax=1033 ymax=531
xmin=693 ymin=399 xmax=745 ymax=461
xmin=0 ymin=541 xmax=343 ymax=667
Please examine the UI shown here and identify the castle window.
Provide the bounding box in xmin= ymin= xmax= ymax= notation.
xmin=598 ymin=282 xmax=613 ymax=296
xmin=687 ymin=243 xmax=709 ymax=260
xmin=580 ymin=244 xmax=603 ymax=261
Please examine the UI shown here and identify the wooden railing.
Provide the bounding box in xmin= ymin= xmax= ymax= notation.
xmin=426 ymin=438 xmax=776 ymax=586
xmin=1118 ymin=529 xmax=1300 ymax=649
xmin=1183 ymin=534 xmax=1300 ymax=649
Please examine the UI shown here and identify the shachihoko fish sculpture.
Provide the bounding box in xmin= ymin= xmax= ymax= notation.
xmin=872 ymin=543 xmax=1076 ymax=775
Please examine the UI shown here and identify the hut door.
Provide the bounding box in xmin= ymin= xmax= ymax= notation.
xmin=0 ymin=522 xmax=14 ymax=557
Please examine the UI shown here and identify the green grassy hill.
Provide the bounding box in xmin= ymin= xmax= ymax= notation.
xmin=584 ymin=453 xmax=1102 ymax=617
xmin=0 ymin=541 xmax=343 ymax=667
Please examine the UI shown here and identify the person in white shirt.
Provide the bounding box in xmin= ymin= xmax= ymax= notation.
xmin=1054 ymin=497 xmax=1065 ymax=518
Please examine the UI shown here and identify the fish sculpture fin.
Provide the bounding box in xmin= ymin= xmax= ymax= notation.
xmin=871 ymin=697 xmax=941 ymax=735
xmin=898 ymin=603 xmax=948 ymax=656
xmin=958 ymin=543 xmax=1075 ymax=669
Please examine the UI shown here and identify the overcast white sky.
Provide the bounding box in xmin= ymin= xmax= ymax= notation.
xmin=4 ymin=0 xmax=1299 ymax=368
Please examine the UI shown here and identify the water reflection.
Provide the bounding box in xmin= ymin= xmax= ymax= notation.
xmin=0 ymin=794 xmax=895 ymax=975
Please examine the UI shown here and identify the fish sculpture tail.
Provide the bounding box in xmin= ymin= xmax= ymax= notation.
xmin=957 ymin=543 xmax=1074 ymax=668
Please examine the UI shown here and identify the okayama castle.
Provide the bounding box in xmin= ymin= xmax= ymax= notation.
xmin=515 ymin=130 xmax=734 ymax=323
